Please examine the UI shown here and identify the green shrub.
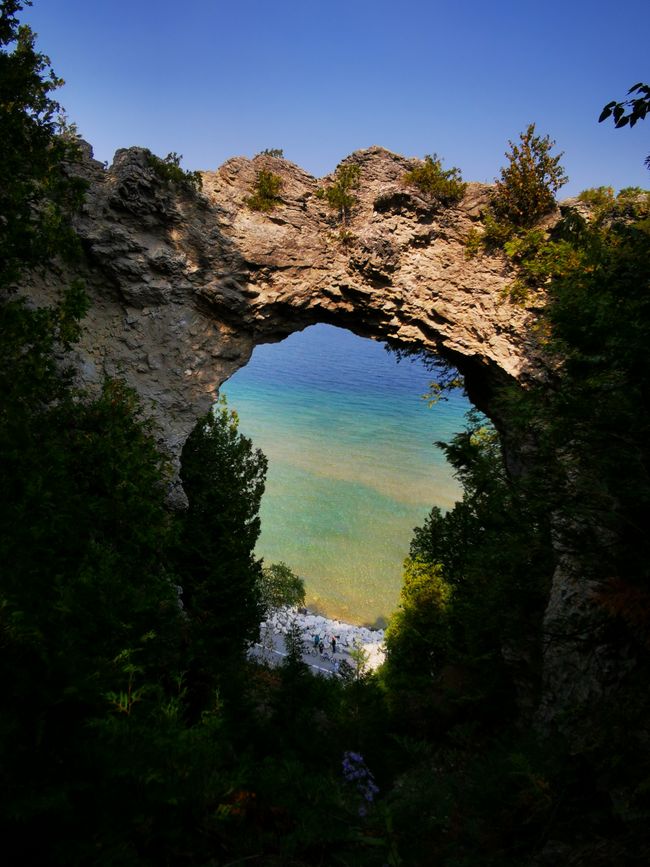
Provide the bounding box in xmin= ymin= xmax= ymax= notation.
xmin=245 ymin=168 xmax=283 ymax=212
xmin=615 ymin=186 xmax=650 ymax=219
xmin=576 ymin=186 xmax=649 ymax=220
xmin=402 ymin=153 xmax=466 ymax=206
xmin=618 ymin=185 xmax=646 ymax=199
xmin=315 ymin=162 xmax=361 ymax=225
xmin=257 ymin=147 xmax=284 ymax=158
xmin=464 ymin=226 xmax=483 ymax=258
xmin=577 ymin=186 xmax=615 ymax=208
xmin=146 ymin=151 xmax=202 ymax=192
xmin=337 ymin=227 xmax=357 ymax=246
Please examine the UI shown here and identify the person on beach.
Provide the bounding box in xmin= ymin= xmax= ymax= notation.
xmin=313 ymin=633 xmax=320 ymax=650
xmin=330 ymin=635 xmax=337 ymax=654
xmin=318 ymin=639 xmax=324 ymax=655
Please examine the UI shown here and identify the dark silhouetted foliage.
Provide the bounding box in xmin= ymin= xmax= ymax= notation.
xmin=146 ymin=150 xmax=202 ymax=192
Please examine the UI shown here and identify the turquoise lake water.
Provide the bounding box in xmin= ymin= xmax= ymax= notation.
xmin=221 ymin=324 xmax=472 ymax=626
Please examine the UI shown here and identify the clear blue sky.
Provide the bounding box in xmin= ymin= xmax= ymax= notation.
xmin=23 ymin=0 xmax=649 ymax=196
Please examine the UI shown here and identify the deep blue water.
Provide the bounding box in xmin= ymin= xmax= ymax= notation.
xmin=221 ymin=324 xmax=471 ymax=625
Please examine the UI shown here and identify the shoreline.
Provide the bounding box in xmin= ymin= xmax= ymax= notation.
xmin=251 ymin=606 xmax=387 ymax=674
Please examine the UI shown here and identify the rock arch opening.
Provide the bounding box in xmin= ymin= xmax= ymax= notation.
xmin=220 ymin=323 xmax=476 ymax=626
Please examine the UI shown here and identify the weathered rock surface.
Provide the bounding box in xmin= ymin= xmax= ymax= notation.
xmin=28 ymin=142 xmax=551 ymax=482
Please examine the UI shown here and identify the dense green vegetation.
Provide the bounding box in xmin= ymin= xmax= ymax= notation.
xmin=0 ymin=0 xmax=86 ymax=287
xmin=260 ymin=561 xmax=306 ymax=613
xmin=2 ymin=1 xmax=650 ymax=862
xmin=402 ymin=153 xmax=466 ymax=206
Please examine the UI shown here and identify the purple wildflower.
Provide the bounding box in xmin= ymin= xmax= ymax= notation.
xmin=342 ymin=751 xmax=380 ymax=816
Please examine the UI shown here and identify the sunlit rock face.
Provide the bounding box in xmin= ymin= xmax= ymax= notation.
xmin=32 ymin=141 xmax=549 ymax=473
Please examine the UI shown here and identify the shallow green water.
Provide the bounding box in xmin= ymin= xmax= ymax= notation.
xmin=221 ymin=324 xmax=471 ymax=626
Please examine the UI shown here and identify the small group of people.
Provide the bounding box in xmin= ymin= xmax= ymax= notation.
xmin=312 ymin=632 xmax=337 ymax=656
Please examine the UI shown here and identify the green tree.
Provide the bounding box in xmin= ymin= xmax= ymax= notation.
xmin=260 ymin=561 xmax=305 ymax=614
xmin=515 ymin=206 xmax=650 ymax=591
xmin=177 ymin=397 xmax=268 ymax=670
xmin=485 ymin=123 xmax=567 ymax=242
xmin=0 ymin=0 xmax=86 ymax=288
xmin=0 ymin=4 xmax=247 ymax=860
xmin=316 ymin=162 xmax=361 ymax=225
xmin=385 ymin=557 xmax=452 ymax=681
xmin=385 ymin=417 xmax=552 ymax=717
xmin=0 ymin=369 xmax=188 ymax=858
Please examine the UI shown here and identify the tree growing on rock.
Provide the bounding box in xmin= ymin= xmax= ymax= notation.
xmin=245 ymin=168 xmax=283 ymax=212
xmin=402 ymin=153 xmax=466 ymax=206
xmin=484 ymin=123 xmax=567 ymax=244
xmin=316 ymin=162 xmax=361 ymax=225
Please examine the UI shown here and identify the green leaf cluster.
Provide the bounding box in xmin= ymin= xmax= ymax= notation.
xmin=245 ymin=167 xmax=283 ymax=212
xmin=600 ymin=82 xmax=650 ymax=128
xmin=600 ymin=82 xmax=650 ymax=168
xmin=402 ymin=153 xmax=466 ymax=206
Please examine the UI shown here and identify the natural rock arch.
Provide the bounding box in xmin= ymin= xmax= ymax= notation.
xmin=32 ymin=142 xmax=546 ymax=471
xmin=25 ymin=141 xmax=610 ymax=730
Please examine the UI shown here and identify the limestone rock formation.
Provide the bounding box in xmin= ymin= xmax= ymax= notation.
xmin=28 ymin=142 xmax=550 ymax=487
